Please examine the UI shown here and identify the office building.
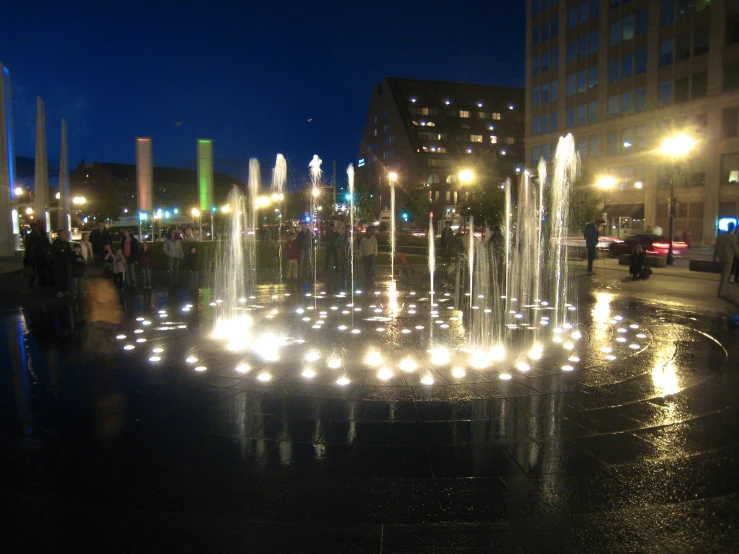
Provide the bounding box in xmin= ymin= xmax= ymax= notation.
xmin=527 ymin=0 xmax=739 ymax=244
xmin=356 ymin=78 xmax=525 ymax=221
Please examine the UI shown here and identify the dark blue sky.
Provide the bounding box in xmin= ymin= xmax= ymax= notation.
xmin=2 ymin=0 xmax=525 ymax=183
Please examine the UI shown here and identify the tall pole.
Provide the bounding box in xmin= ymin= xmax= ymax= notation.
xmin=667 ymin=167 xmax=675 ymax=265
xmin=34 ymin=97 xmax=49 ymax=237
xmin=58 ymin=119 xmax=70 ymax=232
xmin=332 ymin=160 xmax=337 ymax=208
xmin=0 ymin=62 xmax=19 ymax=255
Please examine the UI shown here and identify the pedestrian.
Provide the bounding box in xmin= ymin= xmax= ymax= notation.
xmin=324 ymin=223 xmax=340 ymax=272
xmin=286 ymin=231 xmax=299 ymax=280
xmin=628 ymin=245 xmax=651 ymax=280
xmin=102 ymin=244 xmax=115 ymax=278
xmin=89 ymin=221 xmax=112 ymax=270
xmin=163 ymin=229 xmax=184 ymax=286
xmin=341 ymin=224 xmax=353 ymax=279
xmin=360 ymin=226 xmax=378 ymax=280
xmin=732 ymin=225 xmax=739 ymax=284
xmin=121 ymin=228 xmax=139 ymax=289
xmin=297 ymin=223 xmax=313 ymax=281
xmin=186 ymin=246 xmax=199 ymax=289
xmin=25 ymin=222 xmax=51 ymax=286
xmin=714 ymin=222 xmax=739 ymax=299
xmin=583 ymin=218 xmax=603 ymax=276
xmin=645 ymin=224 xmax=653 ymax=234
xmin=70 ymin=243 xmax=87 ymax=297
xmin=112 ymin=248 xmax=126 ymax=290
xmin=80 ymin=232 xmax=94 ymax=277
xmin=51 ymin=229 xmax=72 ymax=297
xmin=440 ymin=221 xmax=454 ymax=265
xmin=138 ymin=242 xmax=153 ymax=290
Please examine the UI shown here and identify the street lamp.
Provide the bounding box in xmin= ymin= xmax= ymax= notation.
xmin=595 ymin=176 xmax=617 ymax=232
xmin=459 ymin=169 xmax=475 ymax=184
xmin=14 ymin=187 xmax=23 ymax=196
xmin=660 ymin=134 xmax=696 ymax=265
xmin=192 ymin=208 xmax=202 ymax=240
xmin=72 ymin=196 xmax=86 ymax=205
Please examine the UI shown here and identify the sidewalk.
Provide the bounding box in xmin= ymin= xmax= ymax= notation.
xmin=0 ymin=256 xmax=23 ymax=275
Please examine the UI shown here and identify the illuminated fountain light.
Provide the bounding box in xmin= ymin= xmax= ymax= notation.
xmin=341 ymin=310 xmax=350 ymax=314
xmin=554 ymin=328 xmax=563 ymax=334
xmin=136 ymin=317 xmax=144 ymax=322
xmin=440 ymin=324 xmax=449 ymax=329
xmin=615 ymin=315 xmax=623 ymax=320
xmin=629 ymin=344 xmax=641 ymax=350
xmin=116 ymin=335 xmax=126 ymax=340
xmin=236 ymin=363 xmax=250 ymax=373
xmin=572 ymin=331 xmax=582 ymax=340
xmin=136 ymin=338 xmax=147 ymax=343
xmin=540 ymin=320 xmax=549 ymax=326
xmin=377 ymin=367 xmax=393 ymax=381
xmin=541 ymin=301 xmax=549 ymax=306
xmin=630 ymin=324 xmax=640 ymax=329
xmin=376 ymin=327 xmax=385 ymax=332
xmin=415 ymin=325 xmax=424 ymax=330
xmin=305 ymin=350 xmax=321 ymax=362
xmin=552 ymin=337 xmax=563 ymax=343
xmin=338 ymin=325 xmax=347 ymax=331
xmin=429 ymin=348 xmax=450 ymax=366
xmin=327 ymin=357 xmax=342 ymax=369
xmin=159 ymin=313 xmax=168 ymax=318
xmin=568 ymin=306 xmax=576 ymax=311
xmin=186 ymin=356 xmax=198 ymax=363
xmin=152 ymin=348 xmax=164 ymax=353
xmin=408 ymin=310 xmax=416 ymax=315
xmin=257 ymin=372 xmax=271 ymax=382
xmin=561 ymin=365 xmax=574 ymax=372
xmin=351 ymin=329 xmax=361 ymax=334
xmin=402 ymin=329 xmax=412 ymax=334
xmin=251 ymin=334 xmax=282 ymax=361
xmin=636 ymin=333 xmax=647 ymax=339
xmin=616 ymin=337 xmax=627 ymax=343
xmin=399 ymin=357 xmax=418 ymax=372
xmin=365 ymin=351 xmax=383 ymax=366
xmin=604 ymin=355 xmax=616 ymax=361
xmin=528 ymin=344 xmax=544 ymax=360
xmin=296 ymin=309 xmax=304 ymax=314
xmin=302 ymin=368 xmax=316 ymax=379
xmin=564 ymin=323 xmax=573 ymax=329
xmin=617 ymin=328 xmax=627 ymax=333
xmin=514 ymin=314 xmax=523 ymax=319
xmin=149 ymin=356 xmax=161 ymax=362
xmin=302 ymin=317 xmax=311 ymax=322
xmin=209 ymin=302 xmax=217 ymax=306
xmin=516 ymin=361 xmax=531 ymax=372
xmin=421 ymin=374 xmax=435 ymax=385
xmin=336 ymin=376 xmax=350 ymax=386
xmin=499 ymin=373 xmax=512 ymax=380
xmin=600 ymin=346 xmax=613 ymax=354
xmin=194 ymin=366 xmax=207 ymax=372
xmin=490 ymin=344 xmax=506 ymax=362
xmin=123 ymin=345 xmax=135 ymax=351
xmin=563 ymin=342 xmax=574 ymax=350
xmin=142 ymin=320 xmax=151 ymax=326
xmin=469 ymin=352 xmax=491 ymax=369
xmin=568 ymin=356 xmax=580 ymax=362
xmin=182 ymin=307 xmax=190 ymax=312
xmin=451 ymin=367 xmax=466 ymax=378
xmin=311 ymin=325 xmax=320 ymax=329
xmin=330 ymin=306 xmax=338 ymax=310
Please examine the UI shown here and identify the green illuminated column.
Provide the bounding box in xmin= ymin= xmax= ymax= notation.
xmin=197 ymin=139 xmax=213 ymax=212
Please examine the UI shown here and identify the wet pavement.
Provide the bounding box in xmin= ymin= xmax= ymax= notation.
xmin=1 ymin=268 xmax=739 ymax=552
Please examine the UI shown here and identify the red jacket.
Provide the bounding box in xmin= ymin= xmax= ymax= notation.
xmin=138 ymin=249 xmax=153 ymax=269
xmin=286 ymin=239 xmax=299 ymax=260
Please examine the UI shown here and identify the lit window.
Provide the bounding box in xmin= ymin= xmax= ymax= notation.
xmin=490 ymin=135 xmax=498 ymax=143
xmin=470 ymin=135 xmax=483 ymax=143
xmin=492 ymin=113 xmax=501 ymax=120
xmin=459 ymin=110 xmax=470 ymax=118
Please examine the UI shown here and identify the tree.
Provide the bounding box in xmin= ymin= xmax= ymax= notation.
xmin=399 ymin=186 xmax=431 ymax=224
xmin=456 ymin=154 xmax=506 ymax=229
xmin=90 ymin=181 xmax=123 ymax=221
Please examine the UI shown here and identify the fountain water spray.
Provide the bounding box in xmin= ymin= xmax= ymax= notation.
xmin=309 ymin=155 xmax=322 ymax=302
xmin=535 ymin=159 xmax=547 ymax=304
xmin=247 ymin=159 xmax=260 ymax=295
xmin=271 ymin=154 xmax=287 ymax=284
xmin=347 ymin=164 xmax=355 ymax=306
xmin=468 ymin=216 xmax=474 ymax=311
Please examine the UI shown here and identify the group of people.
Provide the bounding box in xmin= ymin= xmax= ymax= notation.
xmin=285 ymin=223 xmax=378 ymax=281
xmin=23 ymin=222 xmax=201 ymax=297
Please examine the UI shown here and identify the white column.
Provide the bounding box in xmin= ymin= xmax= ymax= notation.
xmin=34 ymin=97 xmax=49 ymax=236
xmin=0 ymin=62 xmax=18 ymax=255
xmin=57 ymin=119 xmax=69 ymax=232
xmin=136 ymin=138 xmax=153 ymax=214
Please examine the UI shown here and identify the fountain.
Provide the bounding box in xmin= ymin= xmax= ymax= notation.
xmin=271 ymin=154 xmax=287 ymax=283
xmin=119 ymin=138 xmax=626 ymax=392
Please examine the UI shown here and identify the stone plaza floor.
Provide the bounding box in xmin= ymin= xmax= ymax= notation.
xmin=1 ymin=265 xmax=738 ymax=552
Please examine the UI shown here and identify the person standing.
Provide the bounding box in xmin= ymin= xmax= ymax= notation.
xmin=285 ymin=231 xmax=299 ymax=280
xmin=120 ymin=228 xmax=139 ymax=289
xmin=296 ymin=223 xmax=313 ymax=281
xmin=70 ymin=243 xmax=87 ymax=297
xmin=583 ymin=219 xmax=603 ymax=276
xmin=51 ymin=229 xmax=72 ymax=297
xmin=324 ymin=223 xmax=340 ymax=272
xmin=440 ymin=221 xmax=454 ymax=266
xmin=186 ymin=246 xmax=199 ymax=289
xmin=163 ymin=230 xmax=184 ymax=286
xmin=715 ymin=222 xmax=739 ymax=299
xmin=138 ymin=242 xmax=153 ymax=290
xmin=360 ymin=227 xmax=378 ymax=280
xmin=89 ymin=221 xmax=112 ymax=270
xmin=79 ymin=232 xmax=94 ymax=278
xmin=112 ymin=248 xmax=126 ymax=291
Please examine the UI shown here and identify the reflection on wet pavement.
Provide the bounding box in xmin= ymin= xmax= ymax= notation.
xmin=1 ymin=276 xmax=738 ymax=551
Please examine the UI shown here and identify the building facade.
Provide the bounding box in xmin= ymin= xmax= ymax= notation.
xmin=526 ymin=0 xmax=739 ymax=244
xmin=356 ymin=78 xmax=525 ymax=222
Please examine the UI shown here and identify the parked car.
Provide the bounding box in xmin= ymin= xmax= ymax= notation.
xmin=608 ymin=234 xmax=688 ymax=257
xmin=556 ymin=236 xmax=622 ymax=250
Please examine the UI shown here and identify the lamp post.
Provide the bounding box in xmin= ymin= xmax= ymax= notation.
xmin=659 ymin=134 xmax=695 ymax=265
xmin=191 ymin=208 xmax=201 ymax=240
xmin=595 ymin=176 xmax=617 ymax=229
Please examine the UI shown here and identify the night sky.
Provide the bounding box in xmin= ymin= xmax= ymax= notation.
xmin=2 ymin=0 xmax=525 ymax=184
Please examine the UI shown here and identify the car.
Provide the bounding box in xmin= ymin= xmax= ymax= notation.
xmin=556 ymin=236 xmax=622 ymax=251
xmin=608 ymin=234 xmax=688 ymax=257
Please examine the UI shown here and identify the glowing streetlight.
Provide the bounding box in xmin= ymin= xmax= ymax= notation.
xmin=660 ymin=133 xmax=696 ymax=265
xmin=25 ymin=207 xmax=33 ymax=215
xmin=595 ymin=175 xmax=617 ymax=214
xmin=72 ymin=196 xmax=86 ymax=205
xmin=55 ymin=192 xmax=61 ymax=200
xmin=459 ymin=169 xmax=475 ymax=184
xmin=256 ymin=196 xmax=271 ymax=207
xmin=14 ymin=187 xmax=23 ymax=196
xmin=388 ymin=172 xmax=398 ymax=182
xmin=311 ymin=188 xmax=320 ymax=198
xmin=191 ymin=208 xmax=200 ymax=217
xmin=221 ymin=205 xmax=231 ymax=213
